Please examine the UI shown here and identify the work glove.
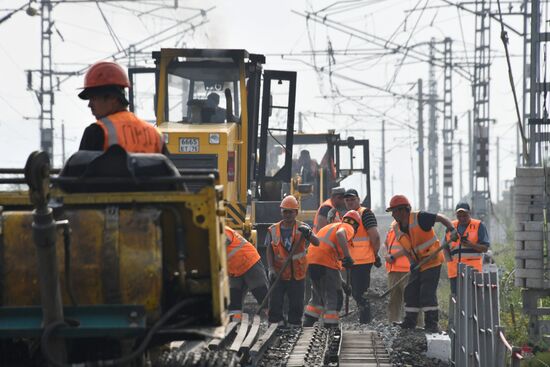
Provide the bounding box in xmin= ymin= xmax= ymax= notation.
xmin=297 ymin=224 xmax=313 ymax=240
xmin=449 ymin=229 xmax=459 ymax=242
xmin=342 ymin=256 xmax=355 ymax=269
xmin=374 ymin=255 xmax=382 ymax=268
xmin=409 ymin=262 xmax=418 ymax=273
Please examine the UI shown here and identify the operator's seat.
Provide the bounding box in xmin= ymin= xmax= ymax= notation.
xmin=58 ymin=145 xmax=180 ymax=193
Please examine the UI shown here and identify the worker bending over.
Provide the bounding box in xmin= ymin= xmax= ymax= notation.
xmin=225 ymin=226 xmax=268 ymax=320
xmin=446 ymin=202 xmax=490 ymax=295
xmin=304 ymin=210 xmax=360 ymax=327
xmin=343 ymin=189 xmax=381 ymax=323
xmin=312 ymin=187 xmax=346 ymax=234
xmin=265 ymin=196 xmax=319 ymax=326
xmin=384 ymin=226 xmax=410 ymax=323
xmin=78 ymin=61 xmax=166 ymax=154
xmin=385 ymin=195 xmax=457 ymax=332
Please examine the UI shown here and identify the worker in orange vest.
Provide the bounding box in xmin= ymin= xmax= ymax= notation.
xmin=343 ymin=189 xmax=381 ymax=323
xmin=445 ymin=202 xmax=489 ymax=295
xmin=312 ymin=186 xmax=346 ymax=234
xmin=265 ymin=195 xmax=320 ymax=326
xmin=225 ymin=226 xmax=268 ymax=320
xmin=384 ymin=226 xmax=410 ymax=323
xmin=78 ymin=61 xmax=166 ymax=154
xmin=304 ymin=210 xmax=360 ymax=327
xmin=386 ymin=194 xmax=457 ymax=332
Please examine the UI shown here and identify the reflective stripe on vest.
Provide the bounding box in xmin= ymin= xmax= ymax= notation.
xmin=100 ymin=117 xmax=119 ymax=147
xmin=446 ymin=219 xmax=483 ymax=278
xmin=225 ymin=227 xmax=261 ymax=277
xmin=350 ymin=207 xmax=375 ymax=264
xmin=385 ymin=224 xmax=409 ymax=273
xmin=416 ymin=236 xmax=437 ymax=252
xmin=319 ymin=226 xmax=338 ymax=251
xmin=353 ymin=236 xmax=371 ymax=243
xmin=269 ymin=221 xmax=308 ymax=280
xmin=96 ymin=111 xmax=162 ymax=153
xmin=394 ymin=212 xmax=442 ymax=271
xmin=227 ymin=237 xmax=248 ymax=260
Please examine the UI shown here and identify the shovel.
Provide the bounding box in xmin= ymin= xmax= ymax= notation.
xmin=364 ymin=240 xmax=451 ymax=300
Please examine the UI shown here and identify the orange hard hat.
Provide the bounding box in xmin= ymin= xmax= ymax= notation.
xmin=386 ymin=195 xmax=411 ymax=212
xmin=280 ymin=195 xmax=299 ymax=210
xmin=342 ymin=210 xmax=361 ymax=225
xmin=81 ymin=61 xmax=130 ymax=90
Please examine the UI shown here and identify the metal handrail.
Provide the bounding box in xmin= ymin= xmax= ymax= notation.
xmin=499 ymin=331 xmax=523 ymax=361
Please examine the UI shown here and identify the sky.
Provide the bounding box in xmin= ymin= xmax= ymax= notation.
xmin=0 ymin=0 xmax=534 ymax=212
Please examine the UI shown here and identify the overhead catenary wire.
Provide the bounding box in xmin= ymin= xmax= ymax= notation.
xmin=95 ymin=1 xmax=126 ymax=55
xmin=495 ymin=0 xmax=529 ymax=163
xmin=293 ymin=10 xmax=471 ymax=80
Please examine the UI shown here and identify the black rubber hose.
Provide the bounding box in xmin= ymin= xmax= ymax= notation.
xmin=41 ymin=297 xmax=202 ymax=367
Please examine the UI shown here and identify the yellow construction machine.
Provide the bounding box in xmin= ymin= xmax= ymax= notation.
xmin=287 ymin=131 xmax=372 ymax=224
xmin=0 ymin=48 xmax=298 ymax=365
xmin=0 ymin=148 xmax=229 ymax=365
xmin=129 ymin=49 xmax=297 ymax=245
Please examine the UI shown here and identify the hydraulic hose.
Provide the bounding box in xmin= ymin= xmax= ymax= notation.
xmin=41 ymin=297 xmax=203 ymax=367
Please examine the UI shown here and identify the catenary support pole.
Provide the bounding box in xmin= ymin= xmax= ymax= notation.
xmin=418 ymin=79 xmax=425 ymax=210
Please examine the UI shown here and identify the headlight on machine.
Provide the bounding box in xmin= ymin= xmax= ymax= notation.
xmin=209 ymin=133 xmax=220 ymax=144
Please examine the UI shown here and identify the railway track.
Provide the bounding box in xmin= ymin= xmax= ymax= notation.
xmin=158 ymin=316 xmax=392 ymax=366
xmin=261 ymin=324 xmax=391 ymax=366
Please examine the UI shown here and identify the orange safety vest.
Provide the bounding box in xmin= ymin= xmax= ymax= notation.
xmin=445 ymin=219 xmax=483 ymax=278
xmin=385 ymin=225 xmax=410 ymax=273
xmin=96 ymin=111 xmax=163 ymax=153
xmin=393 ymin=212 xmax=443 ymax=272
xmin=225 ymin=226 xmax=261 ymax=277
xmin=307 ymin=222 xmax=354 ymax=270
xmin=268 ymin=221 xmax=309 ymax=280
xmin=349 ymin=207 xmax=375 ymax=265
xmin=313 ymin=198 xmax=342 ymax=234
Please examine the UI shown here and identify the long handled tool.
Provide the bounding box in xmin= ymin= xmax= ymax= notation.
xmin=365 ymin=241 xmax=451 ymax=300
xmin=255 ymin=232 xmax=305 ymax=315
xmin=344 ymin=269 xmax=351 ymax=315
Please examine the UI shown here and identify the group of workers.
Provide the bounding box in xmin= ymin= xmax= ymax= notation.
xmin=226 ymin=187 xmax=490 ymax=332
xmin=76 ymin=60 xmax=490 ymax=332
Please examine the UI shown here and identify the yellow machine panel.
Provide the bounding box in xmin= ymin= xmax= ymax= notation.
xmin=0 ymin=185 xmax=229 ymax=326
xmin=2 ymin=209 xmax=162 ymax=318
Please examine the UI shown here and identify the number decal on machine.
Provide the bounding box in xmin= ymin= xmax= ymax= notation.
xmin=179 ymin=137 xmax=200 ymax=152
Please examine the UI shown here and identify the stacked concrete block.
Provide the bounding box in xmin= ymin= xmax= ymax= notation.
xmin=514 ymin=167 xmax=549 ymax=289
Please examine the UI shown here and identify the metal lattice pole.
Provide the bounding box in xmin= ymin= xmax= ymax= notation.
xmin=526 ymin=0 xmax=550 ymax=166
xmin=472 ymin=0 xmax=491 ymax=221
xmin=428 ymin=38 xmax=440 ymax=212
xmin=40 ymin=0 xmax=54 ymax=160
xmin=442 ymin=37 xmax=454 ymax=210
xmin=418 ymin=79 xmax=426 ymax=210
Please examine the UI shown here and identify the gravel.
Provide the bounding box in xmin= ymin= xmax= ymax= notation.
xmin=237 ymin=262 xmax=452 ymax=366
xmin=341 ymin=264 xmax=451 ymax=367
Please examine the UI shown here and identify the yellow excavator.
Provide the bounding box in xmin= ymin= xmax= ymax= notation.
xmin=129 ymin=49 xmax=297 ymax=245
